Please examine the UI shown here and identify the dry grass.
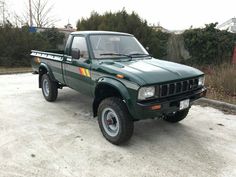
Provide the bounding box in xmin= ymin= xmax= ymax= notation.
xmin=198 ymin=64 xmax=236 ymax=105
xmin=0 ymin=67 xmax=32 ymax=75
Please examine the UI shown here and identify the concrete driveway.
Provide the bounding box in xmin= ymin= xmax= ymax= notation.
xmin=0 ymin=73 xmax=236 ymax=177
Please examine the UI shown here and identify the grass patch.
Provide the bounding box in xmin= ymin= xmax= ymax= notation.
xmin=0 ymin=67 xmax=32 ymax=75
xmin=197 ymin=63 xmax=236 ymax=105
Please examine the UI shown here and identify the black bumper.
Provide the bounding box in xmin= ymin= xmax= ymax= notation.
xmin=133 ymin=87 xmax=207 ymax=120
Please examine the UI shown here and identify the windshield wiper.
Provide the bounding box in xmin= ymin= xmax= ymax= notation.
xmin=128 ymin=53 xmax=151 ymax=58
xmin=100 ymin=53 xmax=131 ymax=57
xmin=100 ymin=52 xmax=151 ymax=60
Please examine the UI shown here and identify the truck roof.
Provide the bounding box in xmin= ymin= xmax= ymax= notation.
xmin=71 ymin=31 xmax=133 ymax=36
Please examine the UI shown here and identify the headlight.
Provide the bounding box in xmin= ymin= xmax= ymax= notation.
xmin=138 ymin=86 xmax=155 ymax=100
xmin=198 ymin=76 xmax=205 ymax=86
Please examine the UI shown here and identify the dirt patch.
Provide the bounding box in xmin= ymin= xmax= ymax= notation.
xmin=0 ymin=67 xmax=32 ymax=75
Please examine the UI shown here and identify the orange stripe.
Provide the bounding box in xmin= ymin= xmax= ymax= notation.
xmin=79 ymin=67 xmax=83 ymax=75
xmin=81 ymin=68 xmax=86 ymax=76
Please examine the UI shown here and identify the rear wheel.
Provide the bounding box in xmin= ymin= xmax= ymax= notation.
xmin=41 ymin=74 xmax=58 ymax=102
xmin=98 ymin=97 xmax=134 ymax=145
xmin=163 ymin=108 xmax=190 ymax=123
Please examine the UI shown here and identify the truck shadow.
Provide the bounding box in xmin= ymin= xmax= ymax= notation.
xmin=44 ymin=88 xmax=224 ymax=175
xmin=55 ymin=88 xmax=204 ymax=148
xmin=133 ymin=119 xmax=195 ymax=144
xmin=55 ymin=88 xmax=94 ymax=118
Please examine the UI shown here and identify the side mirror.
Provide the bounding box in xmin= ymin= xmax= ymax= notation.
xmin=71 ymin=48 xmax=80 ymax=59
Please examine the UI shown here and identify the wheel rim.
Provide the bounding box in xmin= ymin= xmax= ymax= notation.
xmin=43 ymin=79 xmax=49 ymax=97
xmin=101 ymin=107 xmax=120 ymax=137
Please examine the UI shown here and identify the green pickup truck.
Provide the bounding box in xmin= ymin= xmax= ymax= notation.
xmin=31 ymin=31 xmax=206 ymax=145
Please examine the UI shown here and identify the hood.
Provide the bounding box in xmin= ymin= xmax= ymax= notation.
xmin=97 ymin=58 xmax=204 ymax=86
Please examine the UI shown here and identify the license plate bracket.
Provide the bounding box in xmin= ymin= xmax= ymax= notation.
xmin=179 ymin=99 xmax=190 ymax=110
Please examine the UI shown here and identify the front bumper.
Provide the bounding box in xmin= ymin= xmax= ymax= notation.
xmin=133 ymin=87 xmax=207 ymax=120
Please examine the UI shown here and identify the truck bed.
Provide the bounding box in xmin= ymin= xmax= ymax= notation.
xmin=31 ymin=50 xmax=64 ymax=60
xmin=31 ymin=50 xmax=65 ymax=84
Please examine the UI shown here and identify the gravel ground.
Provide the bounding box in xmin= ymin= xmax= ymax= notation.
xmin=0 ymin=73 xmax=236 ymax=177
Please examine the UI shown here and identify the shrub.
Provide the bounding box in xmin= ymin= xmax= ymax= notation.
xmin=76 ymin=9 xmax=170 ymax=58
xmin=0 ymin=23 xmax=64 ymax=67
xmin=183 ymin=23 xmax=236 ymax=65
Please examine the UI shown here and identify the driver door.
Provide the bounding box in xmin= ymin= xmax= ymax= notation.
xmin=64 ymin=35 xmax=92 ymax=96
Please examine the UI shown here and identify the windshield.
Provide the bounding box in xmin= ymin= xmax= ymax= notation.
xmin=89 ymin=34 xmax=149 ymax=59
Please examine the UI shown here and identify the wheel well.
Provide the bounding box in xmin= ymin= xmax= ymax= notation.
xmin=39 ymin=66 xmax=48 ymax=88
xmin=93 ymin=84 xmax=123 ymax=117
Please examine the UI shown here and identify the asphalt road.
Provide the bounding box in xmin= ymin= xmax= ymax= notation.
xmin=0 ymin=73 xmax=236 ymax=177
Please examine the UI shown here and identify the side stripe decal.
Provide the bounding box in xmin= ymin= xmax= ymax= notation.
xmin=78 ymin=67 xmax=90 ymax=77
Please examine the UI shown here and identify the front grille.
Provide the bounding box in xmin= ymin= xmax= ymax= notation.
xmin=159 ymin=78 xmax=199 ymax=98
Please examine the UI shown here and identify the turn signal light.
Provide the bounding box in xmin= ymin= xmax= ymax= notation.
xmin=116 ymin=74 xmax=124 ymax=79
xmin=150 ymin=104 xmax=161 ymax=110
xmin=34 ymin=57 xmax=41 ymax=64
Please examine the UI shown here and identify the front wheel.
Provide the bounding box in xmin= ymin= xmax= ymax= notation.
xmin=98 ymin=97 xmax=134 ymax=145
xmin=163 ymin=108 xmax=190 ymax=123
xmin=41 ymin=74 xmax=58 ymax=102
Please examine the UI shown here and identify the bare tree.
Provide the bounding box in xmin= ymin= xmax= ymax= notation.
xmin=12 ymin=13 xmax=28 ymax=27
xmin=1 ymin=0 xmax=57 ymax=27
xmin=0 ymin=1 xmax=21 ymax=27
xmin=31 ymin=0 xmax=57 ymax=27
xmin=0 ymin=0 xmax=5 ymax=25
xmin=30 ymin=0 xmax=57 ymax=27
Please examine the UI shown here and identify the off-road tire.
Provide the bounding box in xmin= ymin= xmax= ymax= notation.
xmin=98 ymin=97 xmax=134 ymax=145
xmin=163 ymin=108 xmax=190 ymax=123
xmin=41 ymin=74 xmax=58 ymax=102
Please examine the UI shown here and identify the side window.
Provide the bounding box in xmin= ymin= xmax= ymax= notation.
xmin=71 ymin=36 xmax=89 ymax=59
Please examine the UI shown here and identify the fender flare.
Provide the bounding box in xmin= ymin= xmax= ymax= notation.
xmin=97 ymin=77 xmax=131 ymax=100
xmin=93 ymin=77 xmax=135 ymax=117
xmin=38 ymin=63 xmax=56 ymax=88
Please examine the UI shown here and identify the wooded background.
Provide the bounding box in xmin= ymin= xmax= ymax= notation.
xmin=0 ymin=9 xmax=236 ymax=67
